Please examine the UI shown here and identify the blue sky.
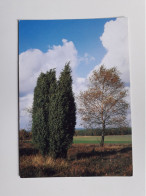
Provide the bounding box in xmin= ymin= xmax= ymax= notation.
xmin=19 ymin=18 xmax=115 ymax=78
xmin=19 ymin=18 xmax=114 ymax=54
xmin=19 ymin=17 xmax=130 ymax=130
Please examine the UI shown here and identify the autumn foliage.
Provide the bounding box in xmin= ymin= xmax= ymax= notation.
xmin=77 ymin=65 xmax=129 ymax=146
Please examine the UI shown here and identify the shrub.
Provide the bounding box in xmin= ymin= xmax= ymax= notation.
xmin=19 ymin=129 xmax=32 ymax=140
xmin=49 ymin=63 xmax=76 ymax=158
xmin=32 ymin=70 xmax=56 ymax=155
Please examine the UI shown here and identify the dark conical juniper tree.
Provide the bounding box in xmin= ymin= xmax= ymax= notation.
xmin=48 ymin=81 xmax=59 ymax=158
xmin=49 ymin=62 xmax=76 ymax=158
xmin=32 ymin=69 xmax=56 ymax=155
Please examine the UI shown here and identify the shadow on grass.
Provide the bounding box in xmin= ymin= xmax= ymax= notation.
xmin=70 ymin=146 xmax=132 ymax=160
xmin=20 ymin=166 xmax=56 ymax=178
xmin=19 ymin=148 xmax=39 ymax=156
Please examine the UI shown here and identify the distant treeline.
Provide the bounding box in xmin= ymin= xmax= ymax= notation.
xmin=75 ymin=127 xmax=132 ymax=136
xmin=19 ymin=127 xmax=132 ymax=141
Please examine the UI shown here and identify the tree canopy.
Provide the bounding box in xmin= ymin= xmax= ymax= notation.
xmin=49 ymin=63 xmax=76 ymax=158
xmin=32 ymin=70 xmax=56 ymax=155
xmin=77 ymin=65 xmax=129 ymax=146
xmin=32 ymin=63 xmax=76 ymax=157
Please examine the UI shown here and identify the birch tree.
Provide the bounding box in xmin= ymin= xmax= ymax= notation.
xmin=77 ymin=65 xmax=129 ymax=147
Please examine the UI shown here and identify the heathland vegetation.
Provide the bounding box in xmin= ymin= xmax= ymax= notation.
xmin=19 ymin=64 xmax=132 ymax=177
xmin=19 ymin=136 xmax=132 ymax=177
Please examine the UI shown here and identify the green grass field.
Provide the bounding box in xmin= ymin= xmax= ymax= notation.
xmin=23 ymin=135 xmax=132 ymax=144
xmin=73 ymin=135 xmax=132 ymax=144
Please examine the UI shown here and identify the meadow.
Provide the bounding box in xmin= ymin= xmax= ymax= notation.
xmin=73 ymin=135 xmax=132 ymax=144
xmin=19 ymin=135 xmax=132 ymax=177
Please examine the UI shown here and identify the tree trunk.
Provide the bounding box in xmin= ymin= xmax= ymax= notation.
xmin=100 ymin=122 xmax=105 ymax=147
xmin=100 ymin=130 xmax=104 ymax=147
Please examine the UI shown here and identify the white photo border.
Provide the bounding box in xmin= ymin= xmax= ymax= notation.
xmin=0 ymin=0 xmax=145 ymax=196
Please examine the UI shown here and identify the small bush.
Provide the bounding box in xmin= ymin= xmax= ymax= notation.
xmin=19 ymin=129 xmax=32 ymax=141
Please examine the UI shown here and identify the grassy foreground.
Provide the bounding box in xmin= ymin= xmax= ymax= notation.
xmin=19 ymin=137 xmax=132 ymax=177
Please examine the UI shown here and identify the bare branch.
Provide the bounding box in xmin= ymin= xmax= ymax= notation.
xmin=77 ymin=65 xmax=129 ymax=130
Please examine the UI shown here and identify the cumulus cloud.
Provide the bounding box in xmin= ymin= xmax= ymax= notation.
xmin=19 ymin=39 xmax=78 ymax=95
xmin=90 ymin=17 xmax=130 ymax=84
xmin=125 ymin=86 xmax=131 ymax=125
xmin=86 ymin=17 xmax=131 ymax=126
xmin=73 ymin=77 xmax=87 ymax=96
xmin=19 ymin=18 xmax=131 ymax=129
xmin=19 ymin=39 xmax=83 ymax=129
xmin=19 ymin=93 xmax=33 ymax=129
xmin=101 ymin=18 xmax=131 ymax=122
xmin=79 ymin=53 xmax=95 ymax=65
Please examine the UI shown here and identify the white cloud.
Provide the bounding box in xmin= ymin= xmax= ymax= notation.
xmin=19 ymin=93 xmax=33 ymax=130
xmin=79 ymin=52 xmax=95 ymax=65
xmin=90 ymin=17 xmax=130 ymax=83
xmin=20 ymin=76 xmax=87 ymax=129
xmin=125 ymin=86 xmax=131 ymax=125
xmin=19 ymin=18 xmax=131 ymax=129
xmin=19 ymin=39 xmax=83 ymax=129
xmin=73 ymin=77 xmax=87 ymax=96
xmin=86 ymin=17 xmax=131 ymax=127
xmin=19 ymin=39 xmax=78 ymax=95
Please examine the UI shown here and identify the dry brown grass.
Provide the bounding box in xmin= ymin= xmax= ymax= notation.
xmin=19 ymin=142 xmax=132 ymax=177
